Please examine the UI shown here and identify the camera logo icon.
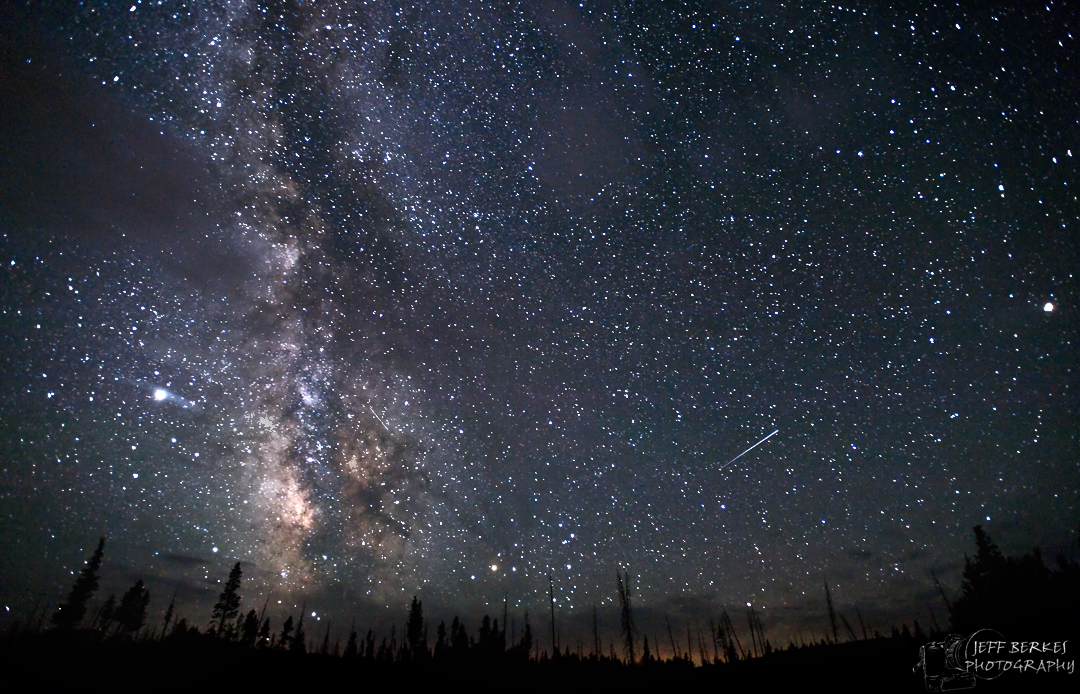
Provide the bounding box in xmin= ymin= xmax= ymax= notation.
xmin=914 ymin=629 xmax=1005 ymax=691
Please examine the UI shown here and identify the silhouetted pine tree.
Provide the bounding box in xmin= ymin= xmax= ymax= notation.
xmin=91 ymin=594 xmax=116 ymax=632
xmin=592 ymin=604 xmax=600 ymax=659
xmin=113 ymin=579 xmax=150 ymax=637
xmin=520 ymin=613 xmax=533 ymax=659
xmin=616 ymin=570 xmax=636 ymax=664
xmin=320 ymin=620 xmax=331 ymax=655
xmin=51 ymin=537 xmax=106 ymax=630
xmin=210 ymin=562 xmax=243 ymax=637
xmin=241 ymin=609 xmax=260 ymax=646
xmin=169 ymin=617 xmax=191 ymax=639
xmin=450 ymin=616 xmax=469 ymax=654
xmin=434 ymin=621 xmax=447 ymax=659
xmin=478 ymin=614 xmax=504 ymax=657
xmin=290 ymin=611 xmax=306 ymax=654
xmin=548 ymin=573 xmax=557 ymax=657
xmin=502 ymin=594 xmax=508 ymax=653
xmin=952 ymin=524 xmax=1007 ymax=631
xmin=405 ymin=596 xmax=427 ymax=660
xmin=160 ymin=589 xmax=177 ymax=641
xmin=278 ymin=615 xmax=294 ymax=650
xmin=344 ymin=625 xmax=359 ymax=659
xmin=364 ymin=629 xmax=375 ymax=660
xmin=949 ymin=524 xmax=1079 ymax=635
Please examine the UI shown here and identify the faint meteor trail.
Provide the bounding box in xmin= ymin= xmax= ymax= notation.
xmin=719 ymin=429 xmax=779 ymax=471
xmin=369 ymin=405 xmax=390 ymax=432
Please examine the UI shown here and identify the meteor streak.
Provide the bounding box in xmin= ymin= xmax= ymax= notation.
xmin=719 ymin=429 xmax=779 ymax=471
xmin=369 ymin=405 xmax=390 ymax=432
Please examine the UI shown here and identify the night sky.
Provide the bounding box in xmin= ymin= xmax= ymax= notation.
xmin=1 ymin=1 xmax=1077 ymax=650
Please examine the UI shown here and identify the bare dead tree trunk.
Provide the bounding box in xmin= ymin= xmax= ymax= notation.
xmin=824 ymin=577 xmax=839 ymax=645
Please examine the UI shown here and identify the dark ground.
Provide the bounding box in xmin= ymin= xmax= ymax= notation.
xmin=2 ymin=631 xmax=1073 ymax=693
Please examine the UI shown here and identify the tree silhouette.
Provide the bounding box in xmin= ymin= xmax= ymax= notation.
xmin=405 ymin=596 xmax=427 ymax=660
xmin=278 ymin=615 xmax=294 ymax=650
xmin=113 ymin=579 xmax=150 ymax=637
xmin=210 ymin=562 xmax=243 ymax=637
xmin=91 ymin=594 xmax=116 ymax=632
xmin=823 ymin=577 xmax=839 ymax=645
xmin=344 ymin=625 xmax=359 ymax=659
xmin=240 ymin=609 xmax=260 ymax=646
xmin=169 ymin=617 xmax=191 ymax=638
xmin=290 ymin=610 xmax=306 ymax=654
xmin=434 ymin=621 xmax=447 ymax=659
xmin=718 ymin=610 xmax=742 ymax=661
xmin=450 ymin=616 xmax=469 ymax=655
xmin=478 ymin=615 xmax=498 ymax=656
xmin=160 ymin=589 xmax=177 ymax=640
xmin=520 ymin=613 xmax=533 ymax=658
xmin=365 ymin=629 xmax=375 ymax=660
xmin=949 ymin=524 xmax=1079 ymax=635
xmin=51 ymin=537 xmax=106 ymax=630
xmin=617 ymin=570 xmax=636 ymax=664
xmin=320 ymin=620 xmax=331 ymax=655
xmin=258 ymin=617 xmax=271 ymax=648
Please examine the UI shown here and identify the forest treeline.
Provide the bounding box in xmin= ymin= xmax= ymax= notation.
xmin=2 ymin=525 xmax=1077 ymax=690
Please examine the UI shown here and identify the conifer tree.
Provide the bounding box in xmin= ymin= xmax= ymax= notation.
xmin=114 ymin=579 xmax=150 ymax=637
xmin=171 ymin=617 xmax=190 ymax=638
xmin=592 ymin=605 xmax=600 ymax=659
xmin=241 ymin=609 xmax=260 ymax=646
xmin=210 ymin=562 xmax=243 ymax=637
xmin=291 ymin=611 xmax=306 ymax=654
xmin=344 ymin=626 xmax=359 ymax=659
xmin=478 ymin=615 xmax=493 ymax=654
xmin=434 ymin=621 xmax=447 ymax=658
xmin=617 ymin=570 xmax=636 ymax=664
xmin=279 ymin=615 xmax=294 ymax=650
xmin=51 ymin=537 xmax=106 ymax=630
xmin=320 ymin=620 xmax=331 ymax=655
xmin=521 ymin=615 xmax=533 ymax=658
xmin=450 ymin=616 xmax=468 ymax=653
xmin=92 ymin=594 xmax=116 ymax=632
xmin=405 ymin=596 xmax=427 ymax=660
xmin=160 ymin=589 xmax=177 ymax=641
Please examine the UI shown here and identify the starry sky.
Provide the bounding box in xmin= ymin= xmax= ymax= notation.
xmin=1 ymin=1 xmax=1077 ymax=649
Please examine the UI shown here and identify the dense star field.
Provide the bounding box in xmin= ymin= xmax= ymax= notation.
xmin=1 ymin=1 xmax=1077 ymax=647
